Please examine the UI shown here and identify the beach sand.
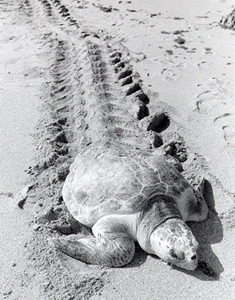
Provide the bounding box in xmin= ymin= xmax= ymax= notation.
xmin=0 ymin=0 xmax=235 ymax=299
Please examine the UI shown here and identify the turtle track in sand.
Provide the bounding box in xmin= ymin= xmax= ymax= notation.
xmin=22 ymin=0 xmax=190 ymax=218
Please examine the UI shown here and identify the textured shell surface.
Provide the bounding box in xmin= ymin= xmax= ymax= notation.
xmin=62 ymin=142 xmax=191 ymax=226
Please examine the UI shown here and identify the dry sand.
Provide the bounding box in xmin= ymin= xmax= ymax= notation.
xmin=0 ymin=0 xmax=235 ymax=299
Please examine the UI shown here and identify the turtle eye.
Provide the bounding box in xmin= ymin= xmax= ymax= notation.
xmin=170 ymin=249 xmax=178 ymax=259
xmin=170 ymin=249 xmax=185 ymax=260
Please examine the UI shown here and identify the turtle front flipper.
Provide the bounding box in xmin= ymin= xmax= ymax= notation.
xmin=53 ymin=229 xmax=135 ymax=267
xmin=179 ymin=186 xmax=209 ymax=222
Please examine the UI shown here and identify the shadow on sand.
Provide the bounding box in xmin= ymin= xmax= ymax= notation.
xmin=188 ymin=180 xmax=224 ymax=281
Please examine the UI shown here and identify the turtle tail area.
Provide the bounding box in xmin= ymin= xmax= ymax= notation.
xmin=52 ymin=233 xmax=135 ymax=267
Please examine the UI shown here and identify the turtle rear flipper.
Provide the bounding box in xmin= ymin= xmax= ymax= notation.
xmin=53 ymin=232 xmax=135 ymax=267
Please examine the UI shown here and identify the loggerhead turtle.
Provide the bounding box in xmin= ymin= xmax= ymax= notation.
xmin=53 ymin=142 xmax=208 ymax=270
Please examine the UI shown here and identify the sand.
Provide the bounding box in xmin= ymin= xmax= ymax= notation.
xmin=0 ymin=0 xmax=235 ymax=299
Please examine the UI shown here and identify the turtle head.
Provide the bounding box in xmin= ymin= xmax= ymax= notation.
xmin=150 ymin=218 xmax=199 ymax=270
